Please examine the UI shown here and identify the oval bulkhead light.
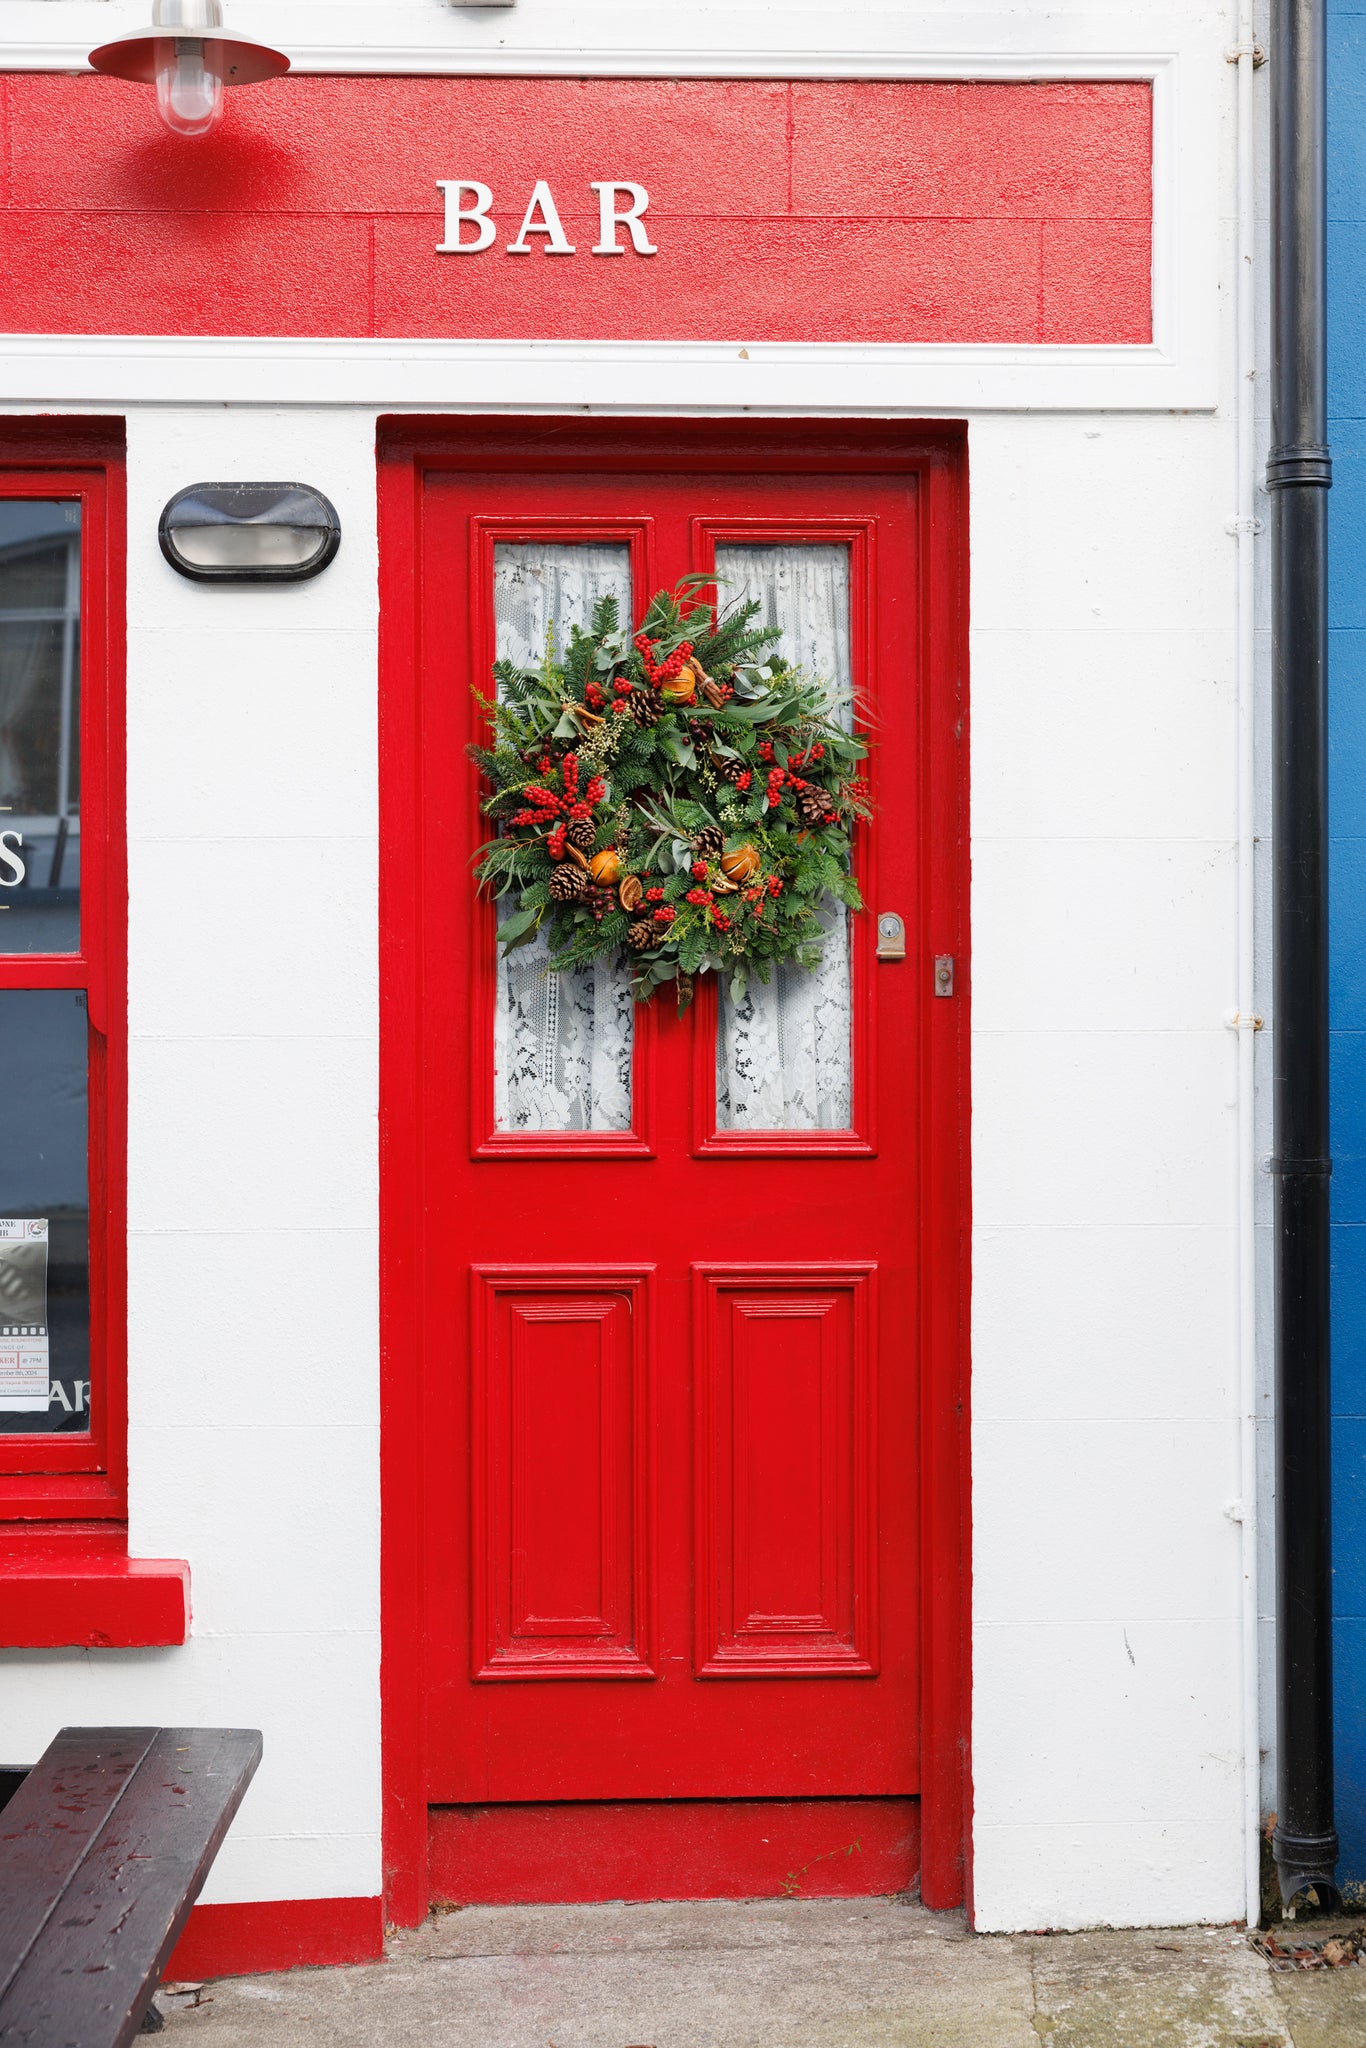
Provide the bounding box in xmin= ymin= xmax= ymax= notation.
xmin=159 ymin=482 xmax=342 ymax=582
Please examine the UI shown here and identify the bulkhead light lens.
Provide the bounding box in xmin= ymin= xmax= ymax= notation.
xmin=159 ymin=483 xmax=342 ymax=582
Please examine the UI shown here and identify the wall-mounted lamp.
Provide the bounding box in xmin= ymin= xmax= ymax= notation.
xmin=160 ymin=484 xmax=341 ymax=583
xmin=89 ymin=0 xmax=289 ymax=139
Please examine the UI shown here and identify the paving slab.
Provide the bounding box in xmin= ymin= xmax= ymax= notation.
xmin=1023 ymin=1926 xmax=1289 ymax=2048
xmin=153 ymin=1898 xmax=1358 ymax=2048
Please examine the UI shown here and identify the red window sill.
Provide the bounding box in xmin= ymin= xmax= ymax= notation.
xmin=0 ymin=1526 xmax=189 ymax=1647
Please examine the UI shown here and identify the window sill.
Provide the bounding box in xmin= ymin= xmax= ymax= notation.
xmin=0 ymin=1526 xmax=189 ymax=1647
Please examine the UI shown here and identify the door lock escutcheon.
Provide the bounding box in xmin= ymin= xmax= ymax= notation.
xmin=876 ymin=912 xmax=906 ymax=960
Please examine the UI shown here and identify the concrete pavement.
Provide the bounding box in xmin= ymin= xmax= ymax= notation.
xmin=155 ymin=1897 xmax=1366 ymax=2046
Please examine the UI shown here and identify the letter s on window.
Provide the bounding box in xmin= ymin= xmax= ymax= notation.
xmin=0 ymin=831 xmax=25 ymax=888
xmin=591 ymin=182 xmax=657 ymax=257
xmin=437 ymin=181 xmax=497 ymax=254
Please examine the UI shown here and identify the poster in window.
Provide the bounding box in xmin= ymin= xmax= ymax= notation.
xmin=0 ymin=1217 xmax=48 ymax=1411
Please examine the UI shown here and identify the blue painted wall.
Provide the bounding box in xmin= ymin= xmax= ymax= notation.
xmin=1330 ymin=0 xmax=1366 ymax=1893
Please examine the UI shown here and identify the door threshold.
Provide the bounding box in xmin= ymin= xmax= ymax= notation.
xmin=428 ymin=1797 xmax=919 ymax=1907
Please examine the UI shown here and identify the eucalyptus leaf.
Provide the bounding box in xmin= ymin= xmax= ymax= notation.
xmin=496 ymin=905 xmax=540 ymax=946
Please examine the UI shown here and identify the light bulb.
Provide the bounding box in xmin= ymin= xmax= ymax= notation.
xmin=155 ymin=36 xmax=224 ymax=136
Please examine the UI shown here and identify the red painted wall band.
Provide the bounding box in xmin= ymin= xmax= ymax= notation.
xmin=166 ymin=1897 xmax=385 ymax=1981
xmin=0 ymin=77 xmax=1152 ymax=344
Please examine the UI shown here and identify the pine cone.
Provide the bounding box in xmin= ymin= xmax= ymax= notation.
xmin=694 ymin=826 xmax=723 ymax=858
xmin=629 ymin=688 xmax=665 ymax=727
xmin=716 ymin=757 xmax=750 ymax=787
xmin=549 ymin=864 xmax=587 ymax=902
xmin=796 ymin=788 xmax=832 ymax=826
xmin=565 ymin=817 xmax=596 ymax=851
xmin=627 ymin=919 xmax=655 ymax=951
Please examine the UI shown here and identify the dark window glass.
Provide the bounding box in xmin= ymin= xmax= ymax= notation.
xmin=0 ymin=502 xmax=82 ymax=954
xmin=0 ymin=989 xmax=90 ymax=1434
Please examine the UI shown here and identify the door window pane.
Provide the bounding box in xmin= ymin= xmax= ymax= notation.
xmin=0 ymin=502 xmax=82 ymax=954
xmin=715 ymin=545 xmax=855 ymax=1132
xmin=0 ymin=989 xmax=90 ymax=1433
xmin=491 ymin=543 xmax=634 ymax=1133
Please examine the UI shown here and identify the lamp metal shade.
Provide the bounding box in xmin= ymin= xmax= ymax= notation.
xmin=88 ymin=29 xmax=289 ymax=86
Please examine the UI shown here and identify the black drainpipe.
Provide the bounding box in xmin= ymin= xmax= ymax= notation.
xmin=1269 ymin=0 xmax=1341 ymax=1911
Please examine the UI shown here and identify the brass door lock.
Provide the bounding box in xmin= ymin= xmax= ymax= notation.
xmin=876 ymin=912 xmax=906 ymax=960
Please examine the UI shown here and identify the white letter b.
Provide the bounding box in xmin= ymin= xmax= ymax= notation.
xmin=437 ymin=181 xmax=496 ymax=253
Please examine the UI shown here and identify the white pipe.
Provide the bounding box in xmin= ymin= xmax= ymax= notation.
xmin=1233 ymin=0 xmax=1262 ymax=1933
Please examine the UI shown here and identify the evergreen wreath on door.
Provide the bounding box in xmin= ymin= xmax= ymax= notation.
xmin=472 ymin=576 xmax=870 ymax=1005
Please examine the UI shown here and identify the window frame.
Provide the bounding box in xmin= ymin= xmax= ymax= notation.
xmin=0 ymin=426 xmax=126 ymax=1520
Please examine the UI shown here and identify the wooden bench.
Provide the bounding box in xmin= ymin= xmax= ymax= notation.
xmin=0 ymin=1726 xmax=262 ymax=2046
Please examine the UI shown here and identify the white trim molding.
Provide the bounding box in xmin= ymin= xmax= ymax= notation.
xmin=0 ymin=335 xmax=1213 ymax=415
xmin=0 ymin=3 xmax=1231 ymax=79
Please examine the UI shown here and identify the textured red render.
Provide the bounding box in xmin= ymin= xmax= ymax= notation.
xmin=0 ymin=75 xmax=1152 ymax=343
xmin=165 ymin=1898 xmax=385 ymax=1980
xmin=428 ymin=1800 xmax=920 ymax=1907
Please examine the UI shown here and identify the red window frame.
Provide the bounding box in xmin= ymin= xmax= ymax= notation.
xmin=0 ymin=421 xmax=127 ymax=1522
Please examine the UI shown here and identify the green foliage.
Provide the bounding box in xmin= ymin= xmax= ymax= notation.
xmin=470 ymin=577 xmax=871 ymax=1005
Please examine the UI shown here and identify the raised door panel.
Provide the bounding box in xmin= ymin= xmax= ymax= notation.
xmin=694 ymin=1265 xmax=877 ymax=1677
xmin=472 ymin=1269 xmax=653 ymax=1679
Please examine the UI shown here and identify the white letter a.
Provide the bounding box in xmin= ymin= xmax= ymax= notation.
xmin=507 ymin=180 xmax=576 ymax=256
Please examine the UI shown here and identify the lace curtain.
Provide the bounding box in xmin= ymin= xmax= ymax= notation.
xmin=714 ymin=545 xmax=855 ymax=1131
xmin=491 ymin=543 xmax=635 ymax=1133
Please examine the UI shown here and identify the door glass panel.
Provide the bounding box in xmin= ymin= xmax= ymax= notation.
xmin=0 ymin=989 xmax=91 ymax=1433
xmin=491 ymin=543 xmax=634 ymax=1133
xmin=0 ymin=502 xmax=82 ymax=954
xmin=715 ymin=545 xmax=855 ymax=1132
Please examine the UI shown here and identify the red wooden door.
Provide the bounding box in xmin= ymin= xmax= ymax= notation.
xmin=402 ymin=425 xmax=966 ymax=1847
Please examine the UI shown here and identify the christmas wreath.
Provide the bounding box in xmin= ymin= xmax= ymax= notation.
xmin=471 ymin=576 xmax=870 ymax=1005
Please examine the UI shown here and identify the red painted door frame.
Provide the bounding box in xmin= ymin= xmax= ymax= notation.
xmin=377 ymin=417 xmax=972 ymax=1921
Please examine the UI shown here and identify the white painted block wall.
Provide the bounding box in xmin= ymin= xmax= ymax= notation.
xmin=0 ymin=408 xmax=383 ymax=1908
xmin=0 ymin=0 xmax=1249 ymax=1934
xmin=968 ymin=415 xmax=1244 ymax=1929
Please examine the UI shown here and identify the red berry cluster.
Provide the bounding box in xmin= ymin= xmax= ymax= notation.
xmin=635 ymin=633 xmax=694 ymax=687
xmin=712 ymin=910 xmax=732 ymax=931
xmin=653 ymin=905 xmax=676 ymax=924
xmin=733 ymin=769 xmax=753 ymax=791
xmin=691 ymin=861 xmax=709 ymax=880
xmin=686 ymin=887 xmax=714 ymax=907
xmin=646 ymin=886 xmax=665 ymax=902
xmin=585 ymin=681 xmax=606 ymax=709
xmin=547 ymin=823 xmax=567 ymax=859
xmin=757 ymin=740 xmax=775 ymax=762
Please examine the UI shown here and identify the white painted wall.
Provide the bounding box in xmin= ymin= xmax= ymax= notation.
xmin=969 ymin=411 xmax=1244 ymax=1930
xmin=0 ymin=0 xmax=1253 ymax=1934
xmin=0 ymin=408 xmax=383 ymax=1909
